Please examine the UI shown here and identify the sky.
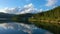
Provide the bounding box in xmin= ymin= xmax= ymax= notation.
xmin=0 ymin=0 xmax=60 ymax=14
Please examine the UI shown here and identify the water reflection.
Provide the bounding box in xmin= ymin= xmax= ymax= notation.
xmin=0 ymin=22 xmax=53 ymax=34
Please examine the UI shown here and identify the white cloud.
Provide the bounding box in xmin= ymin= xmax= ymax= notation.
xmin=0 ymin=9 xmax=5 ymax=13
xmin=0 ymin=7 xmax=17 ymax=13
xmin=33 ymin=9 xmax=43 ymax=13
xmin=0 ymin=7 xmax=8 ymax=13
xmin=24 ymin=3 xmax=33 ymax=8
xmin=39 ymin=9 xmax=43 ymax=12
xmin=0 ymin=3 xmax=34 ymax=14
xmin=0 ymin=3 xmax=43 ymax=14
xmin=45 ymin=0 xmax=57 ymax=7
xmin=18 ymin=3 xmax=34 ymax=14
xmin=5 ymin=7 xmax=20 ymax=14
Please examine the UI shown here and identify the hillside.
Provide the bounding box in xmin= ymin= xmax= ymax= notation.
xmin=0 ymin=12 xmax=15 ymax=22
xmin=29 ymin=6 xmax=60 ymax=34
xmin=0 ymin=12 xmax=15 ymax=18
xmin=12 ymin=13 xmax=33 ymax=22
xmin=29 ymin=6 xmax=60 ymax=22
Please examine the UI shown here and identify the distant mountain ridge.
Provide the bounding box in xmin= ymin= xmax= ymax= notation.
xmin=0 ymin=12 xmax=14 ymax=18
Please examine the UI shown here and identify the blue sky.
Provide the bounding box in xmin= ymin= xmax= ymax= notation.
xmin=0 ymin=0 xmax=60 ymax=12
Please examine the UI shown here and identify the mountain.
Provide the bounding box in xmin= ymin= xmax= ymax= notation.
xmin=0 ymin=12 xmax=15 ymax=18
xmin=0 ymin=12 xmax=15 ymax=22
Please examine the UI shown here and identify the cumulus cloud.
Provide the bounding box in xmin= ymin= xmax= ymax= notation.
xmin=24 ymin=3 xmax=33 ymax=8
xmin=0 ymin=8 xmax=8 ymax=13
xmin=45 ymin=0 xmax=57 ymax=7
xmin=18 ymin=3 xmax=34 ymax=14
xmin=0 ymin=3 xmax=34 ymax=14
xmin=0 ymin=7 xmax=19 ymax=13
xmin=39 ymin=9 xmax=43 ymax=12
xmin=5 ymin=7 xmax=20 ymax=14
xmin=0 ymin=3 xmax=42 ymax=14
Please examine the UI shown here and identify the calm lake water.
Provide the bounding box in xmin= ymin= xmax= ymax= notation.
xmin=0 ymin=22 xmax=53 ymax=34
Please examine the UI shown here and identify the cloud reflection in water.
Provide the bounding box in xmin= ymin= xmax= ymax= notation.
xmin=0 ymin=22 xmax=53 ymax=34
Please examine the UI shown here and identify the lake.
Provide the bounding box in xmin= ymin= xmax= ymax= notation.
xmin=0 ymin=22 xmax=53 ymax=34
